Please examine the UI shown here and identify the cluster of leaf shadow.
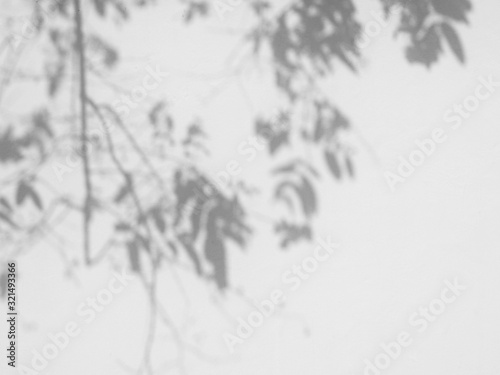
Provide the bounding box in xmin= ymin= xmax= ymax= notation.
xmin=0 ymin=0 xmax=472 ymax=298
